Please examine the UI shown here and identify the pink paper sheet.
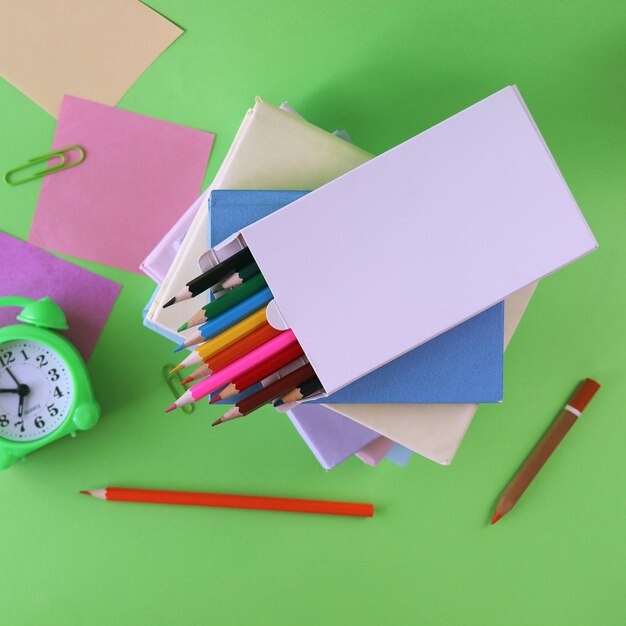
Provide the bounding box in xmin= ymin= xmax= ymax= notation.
xmin=0 ymin=232 xmax=121 ymax=361
xmin=29 ymin=96 xmax=214 ymax=273
xmin=355 ymin=437 xmax=396 ymax=467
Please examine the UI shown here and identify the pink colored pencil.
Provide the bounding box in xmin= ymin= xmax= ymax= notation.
xmin=165 ymin=330 xmax=299 ymax=411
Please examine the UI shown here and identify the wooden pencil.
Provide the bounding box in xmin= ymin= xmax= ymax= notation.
xmin=273 ymin=376 xmax=323 ymax=406
xmin=219 ymin=262 xmax=260 ymax=290
xmin=210 ymin=342 xmax=306 ymax=402
xmin=169 ymin=309 xmax=269 ymax=373
xmin=178 ymin=273 xmax=268 ymax=331
xmin=163 ymin=247 xmax=254 ymax=307
xmin=181 ymin=324 xmax=285 ymax=385
xmin=80 ymin=486 xmax=374 ymax=518
xmin=491 ymin=378 xmax=600 ymax=525
xmin=213 ymin=363 xmax=316 ymax=426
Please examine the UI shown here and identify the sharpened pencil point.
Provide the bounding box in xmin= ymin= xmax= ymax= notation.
xmin=181 ymin=377 xmax=193 ymax=386
xmin=79 ymin=490 xmax=91 ymax=495
xmin=173 ymin=343 xmax=185 ymax=353
xmin=212 ymin=418 xmax=223 ymax=427
xmin=162 ymin=297 xmax=176 ymax=309
xmin=491 ymin=512 xmax=503 ymax=525
xmin=209 ymin=395 xmax=221 ymax=404
xmin=177 ymin=322 xmax=188 ymax=332
xmin=169 ymin=364 xmax=183 ymax=374
xmin=164 ymin=404 xmax=177 ymax=413
xmin=273 ymin=399 xmax=284 ymax=407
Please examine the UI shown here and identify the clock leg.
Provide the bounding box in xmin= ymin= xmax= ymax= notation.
xmin=0 ymin=447 xmax=16 ymax=470
xmin=73 ymin=401 xmax=101 ymax=431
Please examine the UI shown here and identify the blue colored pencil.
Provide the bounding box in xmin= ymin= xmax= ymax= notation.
xmin=176 ymin=287 xmax=273 ymax=351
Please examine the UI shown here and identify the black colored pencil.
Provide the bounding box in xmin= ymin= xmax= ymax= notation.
xmin=273 ymin=376 xmax=323 ymax=406
xmin=219 ymin=262 xmax=261 ymax=290
xmin=163 ymin=247 xmax=254 ymax=308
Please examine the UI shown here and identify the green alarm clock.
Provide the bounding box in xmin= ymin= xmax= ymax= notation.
xmin=0 ymin=296 xmax=100 ymax=469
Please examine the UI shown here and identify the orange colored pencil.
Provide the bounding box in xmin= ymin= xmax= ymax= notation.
xmin=80 ymin=487 xmax=374 ymax=518
xmin=181 ymin=323 xmax=283 ymax=385
xmin=170 ymin=309 xmax=269 ymax=373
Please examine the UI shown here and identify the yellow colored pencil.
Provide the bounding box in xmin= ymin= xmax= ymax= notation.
xmin=170 ymin=308 xmax=268 ymax=372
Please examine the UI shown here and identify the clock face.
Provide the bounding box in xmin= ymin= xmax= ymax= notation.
xmin=0 ymin=340 xmax=74 ymax=442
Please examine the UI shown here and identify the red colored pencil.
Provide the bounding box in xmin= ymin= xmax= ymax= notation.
xmin=210 ymin=342 xmax=305 ymax=402
xmin=80 ymin=487 xmax=374 ymax=518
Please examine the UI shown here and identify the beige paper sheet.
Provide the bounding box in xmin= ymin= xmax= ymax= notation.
xmin=0 ymin=0 xmax=183 ymax=116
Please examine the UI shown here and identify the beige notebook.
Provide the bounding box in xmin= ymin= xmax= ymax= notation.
xmin=146 ymin=98 xmax=371 ymax=336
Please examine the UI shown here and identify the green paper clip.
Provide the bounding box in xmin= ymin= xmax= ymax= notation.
xmin=162 ymin=364 xmax=195 ymax=414
xmin=4 ymin=145 xmax=86 ymax=186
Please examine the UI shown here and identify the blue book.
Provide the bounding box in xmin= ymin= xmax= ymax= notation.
xmin=209 ymin=190 xmax=504 ymax=403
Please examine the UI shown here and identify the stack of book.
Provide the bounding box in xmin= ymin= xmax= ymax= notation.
xmin=142 ymin=88 xmax=595 ymax=470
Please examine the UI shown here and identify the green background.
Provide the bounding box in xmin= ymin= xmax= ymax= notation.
xmin=1 ymin=1 xmax=624 ymax=624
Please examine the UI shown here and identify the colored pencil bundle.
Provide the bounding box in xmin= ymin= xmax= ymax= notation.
xmin=181 ymin=323 xmax=284 ymax=385
xmin=177 ymin=286 xmax=274 ymax=350
xmin=163 ymin=246 xmax=323 ymax=423
xmin=211 ymin=341 xmax=305 ymax=402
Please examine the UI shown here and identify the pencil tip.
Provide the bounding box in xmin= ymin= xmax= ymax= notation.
xmin=212 ymin=418 xmax=223 ymax=427
xmin=173 ymin=343 xmax=185 ymax=353
xmin=177 ymin=322 xmax=188 ymax=332
xmin=79 ymin=490 xmax=91 ymax=495
xmin=181 ymin=377 xmax=193 ymax=386
xmin=162 ymin=297 xmax=176 ymax=309
xmin=491 ymin=512 xmax=503 ymax=525
xmin=209 ymin=395 xmax=221 ymax=404
xmin=164 ymin=404 xmax=177 ymax=413
xmin=169 ymin=364 xmax=183 ymax=374
xmin=273 ymin=399 xmax=284 ymax=407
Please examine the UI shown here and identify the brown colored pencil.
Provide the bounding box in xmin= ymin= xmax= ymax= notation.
xmin=212 ymin=363 xmax=316 ymax=426
xmin=492 ymin=378 xmax=600 ymax=525
xmin=273 ymin=376 xmax=323 ymax=406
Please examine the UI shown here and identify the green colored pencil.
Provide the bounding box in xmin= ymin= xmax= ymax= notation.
xmin=178 ymin=273 xmax=268 ymax=331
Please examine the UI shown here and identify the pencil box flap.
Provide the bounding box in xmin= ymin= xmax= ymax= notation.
xmin=216 ymin=86 xmax=597 ymax=396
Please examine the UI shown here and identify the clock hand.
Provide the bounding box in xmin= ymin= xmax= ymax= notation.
xmin=0 ymin=388 xmax=20 ymax=393
xmin=5 ymin=367 xmax=21 ymax=386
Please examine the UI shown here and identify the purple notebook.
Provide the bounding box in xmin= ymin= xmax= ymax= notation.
xmin=287 ymin=404 xmax=379 ymax=470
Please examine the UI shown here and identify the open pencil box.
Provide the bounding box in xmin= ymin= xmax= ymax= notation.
xmin=198 ymin=86 xmax=597 ymax=406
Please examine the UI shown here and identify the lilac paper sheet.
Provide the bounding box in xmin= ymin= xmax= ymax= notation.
xmin=0 ymin=232 xmax=121 ymax=361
